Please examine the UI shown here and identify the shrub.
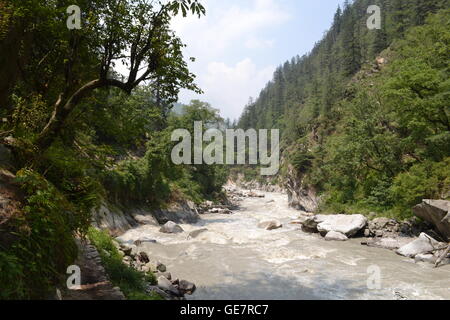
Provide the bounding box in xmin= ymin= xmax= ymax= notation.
xmin=87 ymin=228 xmax=161 ymax=300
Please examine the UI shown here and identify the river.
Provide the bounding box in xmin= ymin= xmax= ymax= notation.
xmin=117 ymin=191 xmax=450 ymax=300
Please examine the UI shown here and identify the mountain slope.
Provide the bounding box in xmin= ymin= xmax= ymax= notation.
xmin=237 ymin=0 xmax=450 ymax=217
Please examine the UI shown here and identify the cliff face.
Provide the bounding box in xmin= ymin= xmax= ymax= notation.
xmin=284 ymin=164 xmax=319 ymax=213
xmin=92 ymin=199 xmax=200 ymax=236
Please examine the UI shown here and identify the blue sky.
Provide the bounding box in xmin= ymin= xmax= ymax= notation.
xmin=173 ymin=0 xmax=347 ymax=120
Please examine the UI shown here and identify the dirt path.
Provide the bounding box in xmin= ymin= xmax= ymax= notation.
xmin=61 ymin=239 xmax=125 ymax=300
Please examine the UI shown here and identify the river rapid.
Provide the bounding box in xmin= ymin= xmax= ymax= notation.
xmin=117 ymin=191 xmax=450 ymax=300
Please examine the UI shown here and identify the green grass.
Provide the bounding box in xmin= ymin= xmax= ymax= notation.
xmin=87 ymin=227 xmax=162 ymax=300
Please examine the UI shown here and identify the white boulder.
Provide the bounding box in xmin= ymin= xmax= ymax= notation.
xmin=324 ymin=231 xmax=348 ymax=241
xmin=316 ymin=214 xmax=368 ymax=237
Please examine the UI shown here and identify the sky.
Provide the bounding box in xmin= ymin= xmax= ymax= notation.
xmin=172 ymin=0 xmax=347 ymax=121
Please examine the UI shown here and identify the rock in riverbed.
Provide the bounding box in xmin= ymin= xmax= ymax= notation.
xmin=317 ymin=214 xmax=367 ymax=237
xmin=396 ymin=233 xmax=443 ymax=258
xmin=325 ymin=231 xmax=348 ymax=241
xmin=361 ymin=237 xmax=412 ymax=250
xmin=159 ymin=221 xmax=184 ymax=234
xmin=133 ymin=238 xmax=157 ymax=246
xmin=413 ymin=200 xmax=450 ymax=241
xmin=302 ymin=214 xmax=367 ymax=237
xmin=178 ymin=280 xmax=196 ymax=295
xmin=188 ymin=228 xmax=209 ymax=239
xmin=258 ymin=220 xmax=282 ymax=231
xmin=157 ymin=276 xmax=181 ymax=296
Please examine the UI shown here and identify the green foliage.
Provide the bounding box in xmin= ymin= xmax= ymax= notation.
xmin=168 ymin=100 xmax=229 ymax=200
xmin=0 ymin=0 xmax=215 ymax=300
xmin=0 ymin=251 xmax=25 ymax=299
xmin=237 ymin=3 xmax=450 ymax=220
xmin=102 ymin=131 xmax=175 ymax=206
xmin=0 ymin=169 xmax=80 ymax=299
xmin=318 ymin=10 xmax=450 ymax=217
xmin=87 ymin=228 xmax=161 ymax=300
xmin=390 ymin=158 xmax=450 ymax=217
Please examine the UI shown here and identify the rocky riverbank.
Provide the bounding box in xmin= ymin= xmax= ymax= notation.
xmin=114 ymin=240 xmax=196 ymax=300
xmin=89 ymin=183 xmax=449 ymax=300
xmin=226 ymin=181 xmax=450 ymax=268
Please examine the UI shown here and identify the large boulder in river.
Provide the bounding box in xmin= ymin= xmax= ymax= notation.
xmin=396 ymin=233 xmax=443 ymax=258
xmin=413 ymin=200 xmax=450 ymax=241
xmin=258 ymin=220 xmax=282 ymax=231
xmin=159 ymin=221 xmax=184 ymax=234
xmin=316 ymin=214 xmax=367 ymax=237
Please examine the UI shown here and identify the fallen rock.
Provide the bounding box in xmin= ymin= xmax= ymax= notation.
xmin=145 ymin=285 xmax=172 ymax=300
xmin=218 ymin=208 xmax=232 ymax=214
xmin=312 ymin=214 xmax=368 ymax=237
xmin=413 ymin=200 xmax=450 ymax=241
xmin=361 ymin=237 xmax=413 ymax=250
xmin=159 ymin=221 xmax=184 ymax=234
xmin=138 ymin=252 xmax=150 ymax=264
xmin=122 ymin=256 xmax=133 ymax=266
xmin=178 ymin=280 xmax=196 ymax=295
xmin=188 ymin=228 xmax=209 ymax=239
xmin=144 ymin=261 xmax=158 ymax=273
xmin=366 ymin=218 xmax=401 ymax=238
xmin=258 ymin=220 xmax=282 ymax=231
xmin=156 ymin=262 xmax=167 ymax=273
xmin=324 ymin=231 xmax=348 ymax=241
xmin=119 ymin=245 xmax=134 ymax=256
xmin=157 ymin=276 xmax=181 ymax=296
xmin=301 ymin=216 xmax=321 ymax=233
xmin=248 ymin=192 xmax=265 ymax=198
xmin=396 ymin=233 xmax=443 ymax=258
xmin=158 ymin=272 xmax=172 ymax=280
xmin=414 ymin=253 xmax=437 ymax=264
xmin=133 ymin=238 xmax=157 ymax=246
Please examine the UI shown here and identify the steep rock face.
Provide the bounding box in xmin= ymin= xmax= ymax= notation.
xmin=229 ymin=175 xmax=284 ymax=193
xmin=91 ymin=202 xmax=138 ymax=235
xmin=285 ymin=165 xmax=319 ymax=213
xmin=151 ymin=200 xmax=199 ymax=225
xmin=413 ymin=200 xmax=450 ymax=242
xmin=92 ymin=199 xmax=200 ymax=235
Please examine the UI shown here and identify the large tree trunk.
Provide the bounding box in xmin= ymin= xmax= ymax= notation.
xmin=35 ymin=80 xmax=104 ymax=151
xmin=35 ymin=78 xmax=129 ymax=151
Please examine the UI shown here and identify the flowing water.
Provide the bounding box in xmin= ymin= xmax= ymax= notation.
xmin=118 ymin=191 xmax=450 ymax=300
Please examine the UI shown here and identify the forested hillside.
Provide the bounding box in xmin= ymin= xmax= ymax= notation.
xmin=237 ymin=0 xmax=450 ymax=217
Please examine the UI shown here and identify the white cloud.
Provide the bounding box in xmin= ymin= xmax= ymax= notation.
xmin=173 ymin=0 xmax=290 ymax=54
xmin=172 ymin=0 xmax=290 ymax=120
xmin=180 ymin=58 xmax=275 ymax=120
xmin=245 ymin=37 xmax=275 ymax=49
